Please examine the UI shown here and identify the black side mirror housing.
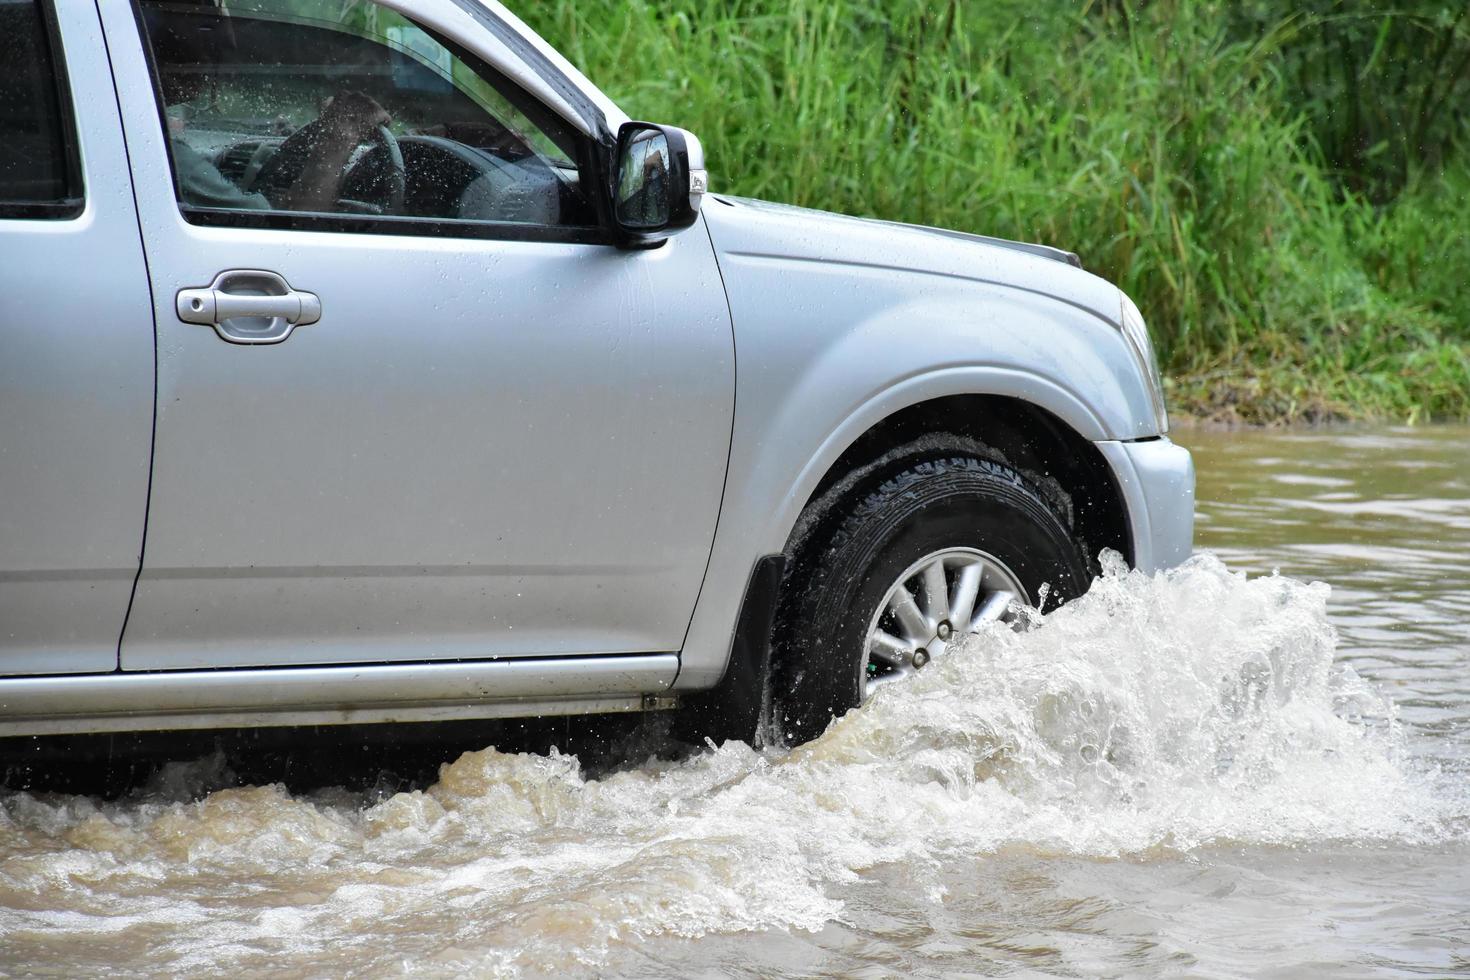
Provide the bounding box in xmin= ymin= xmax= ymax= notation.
xmin=612 ymin=122 xmax=706 ymax=247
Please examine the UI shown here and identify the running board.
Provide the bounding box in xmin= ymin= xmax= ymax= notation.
xmin=0 ymin=654 xmax=678 ymax=737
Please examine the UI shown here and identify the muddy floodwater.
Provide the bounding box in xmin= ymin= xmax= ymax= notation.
xmin=2 ymin=426 xmax=1468 ymax=977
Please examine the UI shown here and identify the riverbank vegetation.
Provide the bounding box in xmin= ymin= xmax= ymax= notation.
xmin=526 ymin=0 xmax=1470 ymax=423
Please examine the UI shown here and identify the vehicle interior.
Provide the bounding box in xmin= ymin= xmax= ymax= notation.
xmin=140 ymin=0 xmax=597 ymax=225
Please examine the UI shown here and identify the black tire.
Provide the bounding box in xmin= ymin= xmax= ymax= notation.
xmin=771 ymin=437 xmax=1093 ymax=745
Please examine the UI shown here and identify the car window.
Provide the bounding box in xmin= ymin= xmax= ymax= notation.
xmin=0 ymin=0 xmax=83 ymax=219
xmin=135 ymin=0 xmax=596 ymax=229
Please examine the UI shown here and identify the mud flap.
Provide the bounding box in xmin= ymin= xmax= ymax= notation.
xmin=674 ymin=555 xmax=786 ymax=748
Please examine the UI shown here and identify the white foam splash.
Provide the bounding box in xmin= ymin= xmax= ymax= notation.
xmin=1 ymin=554 xmax=1462 ymax=976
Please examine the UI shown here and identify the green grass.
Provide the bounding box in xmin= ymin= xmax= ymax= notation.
xmin=521 ymin=0 xmax=1470 ymax=424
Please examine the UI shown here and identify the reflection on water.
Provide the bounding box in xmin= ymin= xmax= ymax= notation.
xmin=2 ymin=426 xmax=1468 ymax=977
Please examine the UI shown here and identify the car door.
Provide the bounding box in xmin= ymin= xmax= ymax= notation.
xmin=101 ymin=0 xmax=734 ymax=671
xmin=0 ymin=0 xmax=154 ymax=676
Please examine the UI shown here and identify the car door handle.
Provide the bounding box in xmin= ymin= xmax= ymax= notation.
xmin=176 ymin=270 xmax=321 ymax=345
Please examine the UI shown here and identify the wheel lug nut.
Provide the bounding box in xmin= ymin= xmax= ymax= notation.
xmin=912 ymin=648 xmax=930 ymax=669
xmin=936 ymin=621 xmax=952 ymax=640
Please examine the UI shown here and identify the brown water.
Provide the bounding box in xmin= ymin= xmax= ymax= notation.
xmin=3 ymin=426 xmax=1468 ymax=978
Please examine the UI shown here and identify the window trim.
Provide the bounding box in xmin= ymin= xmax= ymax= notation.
xmin=129 ymin=0 xmax=616 ymax=246
xmin=441 ymin=0 xmax=612 ymax=146
xmin=0 ymin=0 xmax=85 ymax=221
xmin=181 ymin=205 xmax=610 ymax=245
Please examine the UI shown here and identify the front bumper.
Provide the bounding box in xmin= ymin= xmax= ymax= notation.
xmin=1094 ymin=437 xmax=1195 ymax=574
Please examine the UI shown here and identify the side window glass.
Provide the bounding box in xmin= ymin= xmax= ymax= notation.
xmin=135 ymin=0 xmax=595 ymax=230
xmin=0 ymin=0 xmax=83 ymax=219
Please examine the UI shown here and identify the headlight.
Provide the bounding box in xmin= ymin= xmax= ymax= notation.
xmin=1118 ymin=291 xmax=1169 ymax=434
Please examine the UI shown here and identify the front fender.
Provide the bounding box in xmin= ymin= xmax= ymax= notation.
xmin=677 ymin=219 xmax=1159 ymax=688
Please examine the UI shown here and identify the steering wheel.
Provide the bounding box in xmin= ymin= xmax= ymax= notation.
xmin=369 ymin=124 xmax=406 ymax=216
xmin=250 ymin=122 xmax=405 ymax=215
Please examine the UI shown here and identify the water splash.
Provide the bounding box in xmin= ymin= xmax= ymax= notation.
xmin=1 ymin=555 xmax=1462 ymax=976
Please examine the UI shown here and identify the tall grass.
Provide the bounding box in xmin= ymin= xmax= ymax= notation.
xmin=524 ymin=0 xmax=1470 ymax=422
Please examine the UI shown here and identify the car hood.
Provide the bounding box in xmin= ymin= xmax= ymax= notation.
xmin=873 ymin=218 xmax=1082 ymax=269
xmin=702 ymin=195 xmax=1121 ymax=328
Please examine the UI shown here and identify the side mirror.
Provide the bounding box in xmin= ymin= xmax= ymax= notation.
xmin=613 ymin=122 xmax=706 ymax=246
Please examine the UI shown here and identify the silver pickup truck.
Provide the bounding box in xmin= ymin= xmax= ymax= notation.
xmin=0 ymin=0 xmax=1194 ymax=745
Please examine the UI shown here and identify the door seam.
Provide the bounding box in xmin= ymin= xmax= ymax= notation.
xmin=668 ymin=215 xmax=742 ymax=686
xmin=92 ymin=0 xmax=159 ymax=674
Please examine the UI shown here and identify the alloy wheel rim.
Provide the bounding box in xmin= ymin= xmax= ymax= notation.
xmin=861 ymin=547 xmax=1027 ymax=699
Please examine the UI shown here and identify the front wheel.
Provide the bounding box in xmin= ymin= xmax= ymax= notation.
xmin=772 ymin=440 xmax=1094 ymax=745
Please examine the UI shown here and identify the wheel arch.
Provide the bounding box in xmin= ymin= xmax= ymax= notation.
xmin=776 ymin=388 xmax=1134 ymax=573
